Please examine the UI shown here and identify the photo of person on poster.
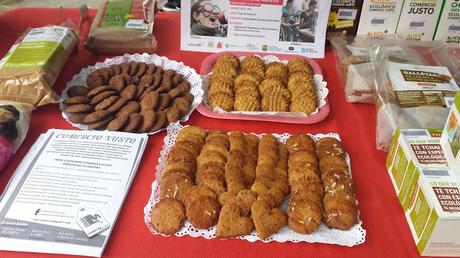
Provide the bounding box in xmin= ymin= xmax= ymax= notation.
xmin=190 ymin=0 xmax=228 ymax=37
xmin=280 ymin=0 xmax=318 ymax=43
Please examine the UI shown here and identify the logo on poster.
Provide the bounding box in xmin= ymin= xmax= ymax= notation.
xmin=262 ymin=45 xmax=268 ymax=51
xmin=217 ymin=42 xmax=223 ymax=48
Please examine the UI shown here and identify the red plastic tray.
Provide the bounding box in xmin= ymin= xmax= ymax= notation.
xmin=197 ymin=51 xmax=330 ymax=124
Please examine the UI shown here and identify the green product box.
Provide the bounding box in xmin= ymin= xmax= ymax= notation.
xmin=387 ymin=128 xmax=460 ymax=256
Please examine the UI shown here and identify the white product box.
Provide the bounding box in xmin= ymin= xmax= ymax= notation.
xmin=357 ymin=0 xmax=405 ymax=35
xmin=434 ymin=0 xmax=460 ymax=47
xmin=441 ymin=92 xmax=460 ymax=176
xmin=387 ymin=128 xmax=460 ymax=256
xmin=396 ymin=0 xmax=444 ymax=41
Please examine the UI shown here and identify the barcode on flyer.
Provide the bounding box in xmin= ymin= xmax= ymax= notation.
xmin=371 ymin=18 xmax=385 ymax=25
xmin=409 ymin=21 xmax=425 ymax=27
xmin=402 ymin=130 xmax=429 ymax=137
xmin=337 ymin=9 xmax=357 ymax=20
xmin=448 ymin=25 xmax=460 ymax=32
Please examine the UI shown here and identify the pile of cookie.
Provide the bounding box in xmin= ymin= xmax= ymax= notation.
xmin=207 ymin=54 xmax=317 ymax=114
xmin=150 ymin=126 xmax=358 ymax=239
xmin=62 ymin=61 xmax=194 ymax=133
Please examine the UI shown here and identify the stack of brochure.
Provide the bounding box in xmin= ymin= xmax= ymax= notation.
xmin=0 ymin=129 xmax=147 ymax=257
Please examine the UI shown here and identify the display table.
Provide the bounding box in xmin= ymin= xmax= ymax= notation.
xmin=0 ymin=8 xmax=434 ymax=258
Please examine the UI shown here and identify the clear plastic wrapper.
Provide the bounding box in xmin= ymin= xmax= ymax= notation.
xmin=0 ymin=101 xmax=33 ymax=172
xmin=330 ymin=34 xmax=423 ymax=104
xmin=369 ymin=40 xmax=460 ymax=151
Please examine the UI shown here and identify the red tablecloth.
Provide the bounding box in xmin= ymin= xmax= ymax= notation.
xmin=0 ymin=8 xmax=429 ymax=258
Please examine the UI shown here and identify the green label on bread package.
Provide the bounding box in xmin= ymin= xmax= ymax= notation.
xmin=387 ymin=128 xmax=401 ymax=169
xmin=401 ymin=166 xmax=420 ymax=211
xmin=2 ymin=41 xmax=63 ymax=69
xmin=101 ymin=0 xmax=134 ymax=27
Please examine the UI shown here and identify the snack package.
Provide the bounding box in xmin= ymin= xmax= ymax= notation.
xmin=0 ymin=101 xmax=33 ymax=172
xmin=330 ymin=34 xmax=423 ymax=104
xmin=369 ymin=40 xmax=460 ymax=151
xmin=0 ymin=26 xmax=78 ymax=106
xmin=85 ymin=0 xmax=157 ymax=54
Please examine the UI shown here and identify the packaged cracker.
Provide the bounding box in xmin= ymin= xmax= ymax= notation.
xmin=330 ymin=34 xmax=421 ymax=104
xmin=369 ymin=41 xmax=460 ymax=150
xmin=0 ymin=101 xmax=33 ymax=172
xmin=85 ymin=0 xmax=157 ymax=54
xmin=0 ymin=25 xmax=78 ymax=106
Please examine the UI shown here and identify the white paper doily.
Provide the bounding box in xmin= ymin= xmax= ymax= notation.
xmin=59 ymin=53 xmax=203 ymax=135
xmin=202 ymin=55 xmax=329 ymax=117
xmin=143 ymin=124 xmax=366 ymax=246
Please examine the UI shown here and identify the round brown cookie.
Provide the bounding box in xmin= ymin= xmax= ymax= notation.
xmin=138 ymin=110 xmax=156 ymax=133
xmin=172 ymin=73 xmax=184 ymax=86
xmin=140 ymin=91 xmax=159 ymax=110
xmin=106 ymin=114 xmax=129 ymax=131
xmin=315 ymin=137 xmax=346 ymax=159
xmin=155 ymin=94 xmax=171 ymax=111
xmin=95 ymin=96 xmax=119 ymax=111
xmin=287 ymin=197 xmax=322 ymax=234
xmin=180 ymin=92 xmax=194 ymax=104
xmin=90 ymin=90 xmax=117 ymax=105
xmin=151 ymin=74 xmax=162 ymax=89
xmin=135 ymin=62 xmax=147 ymax=78
xmin=83 ymin=110 xmax=112 ymax=124
xmin=149 ymin=111 xmax=167 ymax=132
xmin=150 ymin=198 xmax=185 ymax=235
xmin=172 ymin=97 xmax=191 ymax=116
xmin=121 ymin=62 xmax=130 ymax=74
xmin=86 ymin=85 xmax=112 ymax=98
xmin=160 ymin=173 xmax=193 ymax=204
xmin=185 ymin=196 xmax=220 ymax=229
xmin=108 ymin=74 xmax=126 ymax=92
xmin=87 ymin=116 xmax=113 ymax=130
xmin=176 ymin=80 xmax=191 ymax=92
xmin=64 ymin=104 xmax=93 ymax=114
xmin=146 ymin=64 xmax=156 ymax=75
xmin=67 ymin=113 xmax=89 ymax=124
xmin=168 ymin=88 xmax=183 ymax=99
xmin=117 ymin=101 xmax=140 ymax=117
xmin=123 ymin=113 xmax=142 ymax=132
xmin=139 ymin=74 xmax=154 ymax=86
xmin=129 ymin=61 xmax=139 ymax=76
xmin=106 ymin=97 xmax=127 ymax=113
xmin=185 ymin=185 xmax=218 ymax=206
xmin=286 ymin=134 xmax=315 ymax=154
xmin=63 ymin=96 xmax=90 ymax=105
xmin=166 ymin=107 xmax=181 ymax=123
xmin=136 ymin=84 xmax=147 ymax=99
xmin=119 ymin=84 xmax=137 ymax=100
xmin=67 ymin=85 xmax=89 ymax=97
xmin=97 ymin=68 xmax=114 ymax=82
xmin=111 ymin=64 xmax=122 ymax=74
xmin=86 ymin=72 xmax=105 ymax=89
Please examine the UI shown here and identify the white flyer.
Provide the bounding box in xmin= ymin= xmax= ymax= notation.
xmin=181 ymin=0 xmax=332 ymax=58
xmin=0 ymin=129 xmax=147 ymax=257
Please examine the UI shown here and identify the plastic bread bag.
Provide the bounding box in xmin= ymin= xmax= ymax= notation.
xmin=0 ymin=8 xmax=83 ymax=107
xmin=369 ymin=40 xmax=460 ymax=151
xmin=0 ymin=101 xmax=33 ymax=172
xmin=85 ymin=0 xmax=157 ymax=54
xmin=330 ymin=34 xmax=423 ymax=104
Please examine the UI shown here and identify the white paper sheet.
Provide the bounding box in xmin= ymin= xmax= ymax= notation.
xmin=181 ymin=0 xmax=332 ymax=58
xmin=0 ymin=129 xmax=147 ymax=257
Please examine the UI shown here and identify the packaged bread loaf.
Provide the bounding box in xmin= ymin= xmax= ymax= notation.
xmin=85 ymin=0 xmax=157 ymax=54
xmin=0 ymin=26 xmax=78 ymax=106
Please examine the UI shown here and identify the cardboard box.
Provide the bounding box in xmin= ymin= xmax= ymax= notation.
xmin=435 ymin=0 xmax=460 ymax=49
xmin=396 ymin=0 xmax=444 ymax=41
xmin=386 ymin=128 xmax=460 ymax=256
xmin=328 ymin=0 xmax=364 ymax=35
xmin=357 ymin=0 xmax=405 ymax=35
xmin=441 ymin=92 xmax=460 ymax=176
